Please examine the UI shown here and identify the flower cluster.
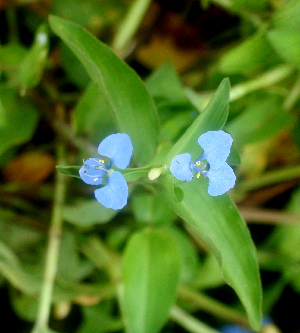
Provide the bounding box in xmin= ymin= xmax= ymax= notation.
xmin=170 ymin=130 xmax=236 ymax=196
xmin=79 ymin=130 xmax=236 ymax=210
xmin=79 ymin=133 xmax=133 ymax=210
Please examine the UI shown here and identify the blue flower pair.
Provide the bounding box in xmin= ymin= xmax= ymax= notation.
xmin=79 ymin=130 xmax=236 ymax=210
xmin=170 ymin=130 xmax=236 ymax=196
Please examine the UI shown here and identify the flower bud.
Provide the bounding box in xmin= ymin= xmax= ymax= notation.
xmin=148 ymin=168 xmax=162 ymax=180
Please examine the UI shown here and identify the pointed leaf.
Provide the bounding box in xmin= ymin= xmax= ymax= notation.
xmin=160 ymin=79 xmax=262 ymax=330
xmin=19 ymin=23 xmax=49 ymax=93
xmin=165 ymin=78 xmax=230 ymax=165
xmin=0 ymin=87 xmax=39 ymax=156
xmin=49 ymin=15 xmax=159 ymax=166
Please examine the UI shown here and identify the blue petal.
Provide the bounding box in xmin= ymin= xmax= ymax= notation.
xmin=220 ymin=325 xmax=252 ymax=333
xmin=198 ymin=130 xmax=233 ymax=169
xmin=98 ymin=133 xmax=133 ymax=169
xmin=94 ymin=171 xmax=128 ymax=210
xmin=79 ymin=159 xmax=105 ymax=185
xmin=170 ymin=153 xmax=193 ymax=181
xmin=206 ymin=163 xmax=236 ymax=196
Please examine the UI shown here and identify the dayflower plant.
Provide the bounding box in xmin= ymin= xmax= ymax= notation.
xmin=79 ymin=133 xmax=133 ymax=210
xmin=170 ymin=130 xmax=236 ymax=196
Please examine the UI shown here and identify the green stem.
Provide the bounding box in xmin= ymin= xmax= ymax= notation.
xmin=112 ymin=0 xmax=152 ymax=52
xmin=31 ymin=143 xmax=67 ymax=333
xmin=53 ymin=119 xmax=98 ymax=156
xmin=81 ymin=236 xmax=121 ymax=283
xmin=237 ymin=164 xmax=300 ymax=193
xmin=178 ymin=285 xmax=249 ymax=327
xmin=194 ymin=65 xmax=294 ymax=110
xmin=230 ymin=65 xmax=294 ymax=102
xmin=283 ymin=72 xmax=300 ymax=112
xmin=170 ymin=306 xmax=220 ymax=333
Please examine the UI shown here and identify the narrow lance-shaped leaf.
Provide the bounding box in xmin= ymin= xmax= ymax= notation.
xmin=160 ymin=79 xmax=262 ymax=330
xmin=19 ymin=23 xmax=49 ymax=95
xmin=49 ymin=15 xmax=159 ymax=166
xmin=0 ymin=87 xmax=39 ymax=156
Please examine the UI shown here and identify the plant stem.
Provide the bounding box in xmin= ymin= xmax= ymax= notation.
xmin=31 ymin=143 xmax=67 ymax=333
xmin=230 ymin=65 xmax=293 ymax=102
xmin=237 ymin=164 xmax=300 ymax=193
xmin=178 ymin=285 xmax=249 ymax=327
xmin=170 ymin=306 xmax=221 ymax=333
xmin=283 ymin=72 xmax=300 ymax=112
xmin=193 ymin=65 xmax=294 ymax=110
xmin=112 ymin=0 xmax=152 ymax=53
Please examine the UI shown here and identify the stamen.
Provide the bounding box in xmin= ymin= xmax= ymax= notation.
xmin=196 ymin=161 xmax=201 ymax=166
xmin=197 ymin=173 xmax=200 ymax=178
xmin=94 ymin=178 xmax=98 ymax=181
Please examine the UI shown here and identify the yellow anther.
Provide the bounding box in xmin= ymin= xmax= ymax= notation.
xmin=197 ymin=173 xmax=200 ymax=178
xmin=196 ymin=161 xmax=201 ymax=166
xmin=94 ymin=178 xmax=98 ymax=181
xmin=99 ymin=160 xmax=104 ymax=163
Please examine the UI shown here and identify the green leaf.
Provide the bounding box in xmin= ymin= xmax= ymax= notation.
xmin=18 ymin=23 xmax=49 ymax=94
xmin=63 ymin=199 xmax=118 ymax=227
xmin=231 ymin=0 xmax=268 ymax=11
xmin=0 ymin=43 xmax=27 ymax=67
xmin=272 ymin=0 xmax=300 ymax=32
xmin=57 ymin=231 xmax=93 ymax=284
xmin=227 ymin=94 xmax=294 ymax=148
xmin=145 ymin=61 xmax=189 ymax=106
xmin=56 ymin=165 xmax=81 ymax=178
xmin=73 ymin=82 xmax=116 ymax=141
xmin=160 ymin=179 xmax=262 ymax=329
xmin=168 ymin=227 xmax=201 ymax=283
xmin=61 ymin=43 xmax=90 ymax=89
xmin=49 ymin=15 xmax=159 ymax=166
xmin=267 ymin=29 xmax=300 ymax=68
xmin=77 ymin=303 xmax=123 ymax=333
xmin=159 ymin=79 xmax=262 ymax=330
xmin=50 ymin=0 xmax=124 ymax=34
xmin=122 ymin=227 xmax=181 ymax=333
xmin=0 ymin=238 xmax=41 ymax=294
xmin=0 ymin=87 xmax=39 ymax=156
xmin=131 ymin=192 xmax=176 ymax=226
xmin=10 ymin=289 xmax=38 ymax=322
xmin=165 ymin=78 xmax=230 ymax=164
xmin=219 ymin=32 xmax=275 ymax=74
xmin=267 ymin=0 xmax=300 ymax=68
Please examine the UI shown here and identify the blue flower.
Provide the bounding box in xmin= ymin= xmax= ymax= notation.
xmin=79 ymin=133 xmax=133 ymax=210
xmin=219 ymin=325 xmax=252 ymax=333
xmin=220 ymin=317 xmax=273 ymax=333
xmin=170 ymin=130 xmax=236 ymax=196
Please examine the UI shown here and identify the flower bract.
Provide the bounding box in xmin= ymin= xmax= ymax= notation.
xmin=170 ymin=130 xmax=236 ymax=196
xmin=79 ymin=133 xmax=133 ymax=210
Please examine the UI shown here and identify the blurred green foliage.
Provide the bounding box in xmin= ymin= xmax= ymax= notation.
xmin=1 ymin=0 xmax=300 ymax=333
